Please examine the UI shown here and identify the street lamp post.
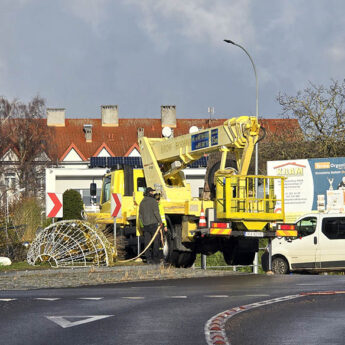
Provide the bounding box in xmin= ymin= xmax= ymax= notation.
xmin=224 ymin=39 xmax=259 ymax=274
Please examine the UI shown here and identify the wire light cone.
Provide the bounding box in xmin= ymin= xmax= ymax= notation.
xmin=27 ymin=220 xmax=114 ymax=267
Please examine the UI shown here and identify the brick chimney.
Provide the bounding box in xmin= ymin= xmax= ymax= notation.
xmin=137 ymin=127 xmax=144 ymax=139
xmin=101 ymin=105 xmax=118 ymax=127
xmin=46 ymin=108 xmax=65 ymax=127
xmin=161 ymin=105 xmax=176 ymax=128
xmin=83 ymin=124 xmax=93 ymax=142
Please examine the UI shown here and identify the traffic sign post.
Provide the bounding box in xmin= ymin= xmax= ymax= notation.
xmin=111 ymin=193 xmax=122 ymax=247
xmin=46 ymin=193 xmax=63 ymax=219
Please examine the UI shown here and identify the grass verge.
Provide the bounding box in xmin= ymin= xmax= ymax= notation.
xmin=0 ymin=261 xmax=51 ymax=272
xmin=0 ymin=259 xmax=145 ymax=272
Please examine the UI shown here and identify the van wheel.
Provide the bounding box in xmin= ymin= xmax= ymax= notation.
xmin=272 ymin=257 xmax=289 ymax=275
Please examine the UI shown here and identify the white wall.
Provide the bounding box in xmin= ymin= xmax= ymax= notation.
xmin=46 ymin=167 xmax=107 ymax=205
xmin=46 ymin=166 xmax=207 ymax=204
xmin=184 ymin=168 xmax=207 ymax=198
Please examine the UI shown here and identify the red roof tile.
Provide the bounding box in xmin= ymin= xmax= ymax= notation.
xmin=3 ymin=117 xmax=300 ymax=162
xmin=59 ymin=142 xmax=87 ymax=161
xmin=92 ymin=142 xmax=115 ymax=157
xmin=124 ymin=143 xmax=140 ymax=157
xmin=49 ymin=118 xmax=300 ymax=161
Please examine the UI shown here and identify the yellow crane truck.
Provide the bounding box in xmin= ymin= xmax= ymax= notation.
xmin=86 ymin=116 xmax=296 ymax=267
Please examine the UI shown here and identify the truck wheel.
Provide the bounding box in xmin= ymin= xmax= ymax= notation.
xmin=163 ymin=231 xmax=173 ymax=263
xmin=271 ymin=257 xmax=289 ymax=274
xmin=176 ymin=251 xmax=196 ymax=268
xmin=162 ymin=231 xmax=180 ymax=266
xmin=207 ymin=158 xmax=237 ymax=199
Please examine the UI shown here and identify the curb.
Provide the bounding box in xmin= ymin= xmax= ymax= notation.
xmin=204 ymin=291 xmax=345 ymax=345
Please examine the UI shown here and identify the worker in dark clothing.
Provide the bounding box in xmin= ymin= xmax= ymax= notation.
xmin=139 ymin=187 xmax=162 ymax=264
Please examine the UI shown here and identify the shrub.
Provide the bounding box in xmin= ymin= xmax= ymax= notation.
xmin=11 ymin=197 xmax=42 ymax=242
xmin=62 ymin=189 xmax=83 ymax=220
xmin=0 ymin=197 xmax=43 ymax=261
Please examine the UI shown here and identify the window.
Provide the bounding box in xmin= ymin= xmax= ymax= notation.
xmin=296 ymin=217 xmax=317 ymax=237
xmin=101 ymin=175 xmax=111 ymax=203
xmin=322 ymin=218 xmax=345 ymax=240
xmin=36 ymin=172 xmax=45 ymax=191
xmin=137 ymin=177 xmax=146 ymax=192
xmin=5 ymin=172 xmax=16 ymax=189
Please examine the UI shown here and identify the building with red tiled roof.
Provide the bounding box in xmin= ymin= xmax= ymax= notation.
xmin=45 ymin=105 xmax=300 ymax=164
xmin=1 ymin=104 xmax=301 ymax=206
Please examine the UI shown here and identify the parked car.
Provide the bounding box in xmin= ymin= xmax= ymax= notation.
xmin=262 ymin=213 xmax=345 ymax=274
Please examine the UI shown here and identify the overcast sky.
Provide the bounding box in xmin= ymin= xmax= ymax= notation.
xmin=0 ymin=0 xmax=344 ymax=119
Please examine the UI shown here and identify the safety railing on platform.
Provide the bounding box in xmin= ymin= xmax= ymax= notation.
xmin=215 ymin=175 xmax=285 ymax=223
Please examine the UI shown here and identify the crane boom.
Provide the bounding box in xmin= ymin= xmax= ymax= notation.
xmin=138 ymin=116 xmax=260 ymax=198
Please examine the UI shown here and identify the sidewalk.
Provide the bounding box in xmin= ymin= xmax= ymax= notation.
xmin=0 ymin=265 xmax=239 ymax=290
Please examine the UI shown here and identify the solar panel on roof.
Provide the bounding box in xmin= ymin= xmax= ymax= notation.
xmin=90 ymin=157 xmax=107 ymax=168
xmin=190 ymin=157 xmax=208 ymax=168
xmin=106 ymin=156 xmax=143 ymax=168
xmin=90 ymin=156 xmax=208 ymax=168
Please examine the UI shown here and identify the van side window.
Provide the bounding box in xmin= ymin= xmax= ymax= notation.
xmin=322 ymin=218 xmax=345 ymax=240
xmin=137 ymin=177 xmax=146 ymax=192
xmin=296 ymin=217 xmax=317 ymax=237
xmin=102 ymin=175 xmax=111 ymax=203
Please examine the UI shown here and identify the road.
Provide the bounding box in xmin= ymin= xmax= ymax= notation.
xmin=1 ymin=273 xmax=345 ymax=345
xmin=226 ymin=293 xmax=345 ymax=345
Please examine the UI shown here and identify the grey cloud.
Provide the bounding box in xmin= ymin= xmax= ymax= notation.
xmin=0 ymin=1 xmax=345 ymax=119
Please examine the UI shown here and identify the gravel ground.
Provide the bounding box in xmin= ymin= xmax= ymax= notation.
xmin=0 ymin=265 xmax=239 ymax=290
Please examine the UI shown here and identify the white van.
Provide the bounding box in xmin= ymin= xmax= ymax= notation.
xmin=262 ymin=213 xmax=345 ymax=274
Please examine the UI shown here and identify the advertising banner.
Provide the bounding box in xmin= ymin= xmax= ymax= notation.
xmin=267 ymin=157 xmax=345 ymax=222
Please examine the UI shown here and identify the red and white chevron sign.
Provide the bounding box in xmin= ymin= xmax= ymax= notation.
xmin=46 ymin=192 xmax=63 ymax=218
xmin=111 ymin=193 xmax=122 ymax=218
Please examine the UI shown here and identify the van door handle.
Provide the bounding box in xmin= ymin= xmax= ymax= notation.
xmin=314 ymin=236 xmax=317 ymax=245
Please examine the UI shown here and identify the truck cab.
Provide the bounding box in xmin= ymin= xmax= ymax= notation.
xmin=91 ymin=167 xmax=146 ymax=225
xmin=262 ymin=213 xmax=345 ymax=274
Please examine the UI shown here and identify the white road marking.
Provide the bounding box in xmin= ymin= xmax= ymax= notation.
xmin=170 ymin=296 xmax=187 ymax=299
xmin=35 ymin=298 xmax=60 ymax=301
xmin=46 ymin=315 xmax=113 ymax=328
xmin=205 ymin=295 xmax=229 ymax=298
xmin=78 ymin=297 xmax=103 ymax=300
xmin=296 ymin=281 xmax=345 ymax=286
xmin=122 ymin=297 xmax=145 ymax=300
xmin=0 ymin=298 xmax=16 ymax=302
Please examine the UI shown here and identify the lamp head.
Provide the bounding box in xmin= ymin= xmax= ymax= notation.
xmin=224 ymin=39 xmax=235 ymax=45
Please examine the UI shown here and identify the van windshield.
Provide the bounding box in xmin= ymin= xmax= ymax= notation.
xmin=296 ymin=217 xmax=317 ymax=237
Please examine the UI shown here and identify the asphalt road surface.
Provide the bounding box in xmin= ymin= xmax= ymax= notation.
xmin=226 ymin=293 xmax=345 ymax=345
xmin=1 ymin=273 xmax=345 ymax=345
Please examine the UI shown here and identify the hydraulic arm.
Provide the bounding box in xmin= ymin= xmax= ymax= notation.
xmin=138 ymin=116 xmax=260 ymax=199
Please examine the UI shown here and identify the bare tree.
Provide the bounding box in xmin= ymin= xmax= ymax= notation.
xmin=257 ymin=80 xmax=345 ymax=173
xmin=277 ymin=79 xmax=345 ymax=157
xmin=259 ymin=120 xmax=306 ymax=166
xmin=0 ymin=96 xmax=56 ymax=197
xmin=0 ymin=97 xmax=17 ymax=170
